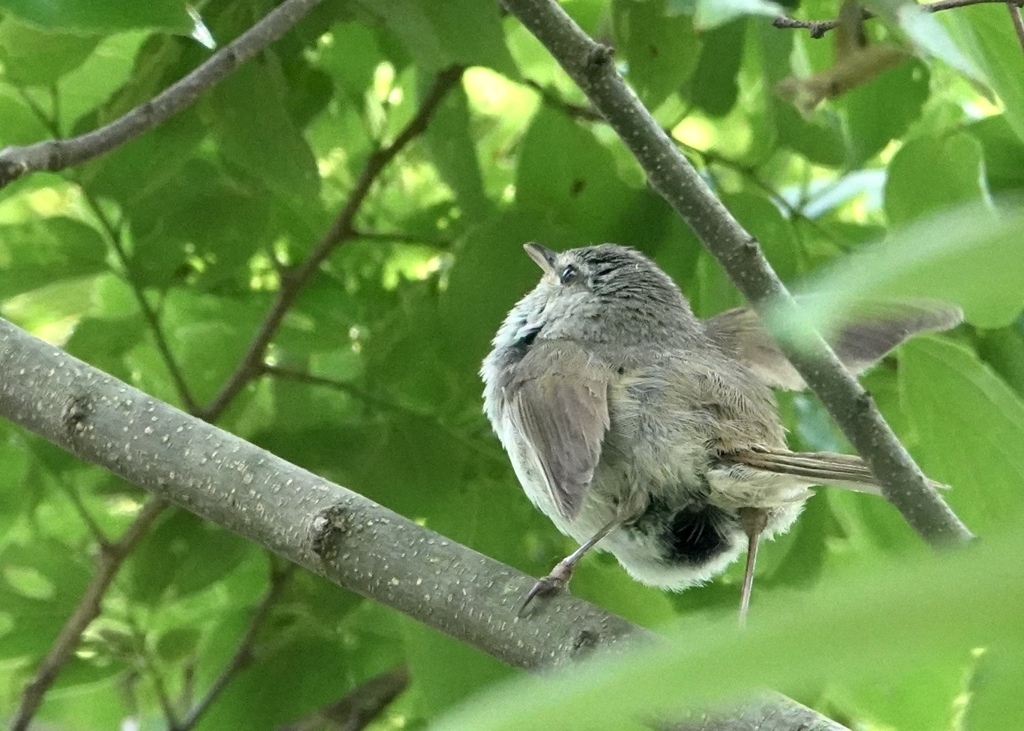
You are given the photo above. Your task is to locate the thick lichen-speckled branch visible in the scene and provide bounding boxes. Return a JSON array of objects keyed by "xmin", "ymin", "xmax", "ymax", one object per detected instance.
[
  {"xmin": 0, "ymin": 319, "xmax": 843, "ymax": 731},
  {"xmin": 499, "ymin": 0, "xmax": 973, "ymax": 549}
]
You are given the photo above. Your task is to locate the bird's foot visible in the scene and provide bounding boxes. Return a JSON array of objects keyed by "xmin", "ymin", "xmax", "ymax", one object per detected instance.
[{"xmin": 518, "ymin": 560, "xmax": 575, "ymax": 616}]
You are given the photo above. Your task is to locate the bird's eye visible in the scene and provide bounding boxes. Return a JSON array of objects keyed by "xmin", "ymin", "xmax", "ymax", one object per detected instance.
[{"xmin": 559, "ymin": 264, "xmax": 578, "ymax": 284}]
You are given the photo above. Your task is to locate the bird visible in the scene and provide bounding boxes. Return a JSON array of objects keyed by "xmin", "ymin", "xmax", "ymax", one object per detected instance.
[{"xmin": 481, "ymin": 242, "xmax": 959, "ymax": 621}]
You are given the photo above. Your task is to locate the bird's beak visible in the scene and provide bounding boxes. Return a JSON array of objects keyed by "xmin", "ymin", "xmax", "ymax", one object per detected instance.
[{"xmin": 523, "ymin": 242, "xmax": 558, "ymax": 275}]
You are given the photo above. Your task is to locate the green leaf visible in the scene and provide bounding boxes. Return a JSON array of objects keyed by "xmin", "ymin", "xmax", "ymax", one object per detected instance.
[
  {"xmin": 418, "ymin": 0, "xmax": 517, "ymax": 76},
  {"xmin": 859, "ymin": 0, "xmax": 980, "ymax": 80},
  {"xmin": 198, "ymin": 631, "xmax": 355, "ymax": 730},
  {"xmin": 689, "ymin": 19, "xmax": 746, "ymax": 117},
  {"xmin": 0, "ymin": 540, "xmax": 91, "ymax": 660},
  {"xmin": 776, "ymin": 105, "xmax": 849, "ymax": 168},
  {"xmin": 83, "ymin": 107, "xmax": 205, "ymax": 208},
  {"xmin": 356, "ymin": 0, "xmax": 516, "ymax": 75},
  {"xmin": 206, "ymin": 62, "xmax": 321, "ymax": 222},
  {"xmin": 613, "ymin": 0, "xmax": 702, "ymax": 109},
  {"xmin": 695, "ymin": 0, "xmax": 782, "ymax": 30},
  {"xmin": 55, "ymin": 31, "xmax": 154, "ymax": 135},
  {"xmin": 441, "ymin": 211, "xmax": 552, "ymax": 379},
  {"xmin": 0, "ymin": 217, "xmax": 107, "ymax": 299},
  {"xmin": 515, "ymin": 107, "xmax": 640, "ymax": 241},
  {"xmin": 162, "ymin": 290, "xmax": 267, "ymax": 404},
  {"xmin": 966, "ymin": 115, "xmax": 1024, "ymax": 194},
  {"xmin": 841, "ymin": 59, "xmax": 930, "ymax": 166},
  {"xmin": 63, "ymin": 316, "xmax": 146, "ymax": 382},
  {"xmin": 942, "ymin": 6, "xmax": 1024, "ymax": 144},
  {"xmin": 125, "ymin": 511, "xmax": 254, "ymax": 604},
  {"xmin": 0, "ymin": 0, "xmax": 193, "ymax": 34},
  {"xmin": 402, "ymin": 619, "xmax": 516, "ymax": 716},
  {"xmin": 0, "ymin": 17, "xmax": 98, "ymax": 85},
  {"xmin": 976, "ymin": 323, "xmax": 1024, "ymax": 399},
  {"xmin": 899, "ymin": 338, "xmax": 1024, "ymax": 533},
  {"xmin": 793, "ymin": 205, "xmax": 1024, "ymax": 330},
  {"xmin": 425, "ymin": 84, "xmax": 492, "ymax": 221},
  {"xmin": 884, "ymin": 132, "xmax": 986, "ymax": 226},
  {"xmin": 967, "ymin": 647, "xmax": 1024, "ymax": 729},
  {"xmin": 757, "ymin": 23, "xmax": 849, "ymax": 168},
  {"xmin": 722, "ymin": 191, "xmax": 801, "ymax": 281},
  {"xmin": 315, "ymin": 21, "xmax": 383, "ymax": 101},
  {"xmin": 0, "ymin": 429, "xmax": 30, "ymax": 541},
  {"xmin": 0, "ymin": 87, "xmax": 50, "ymax": 146},
  {"xmin": 830, "ymin": 663, "xmax": 967, "ymax": 730},
  {"xmin": 434, "ymin": 524, "xmax": 1024, "ymax": 731}
]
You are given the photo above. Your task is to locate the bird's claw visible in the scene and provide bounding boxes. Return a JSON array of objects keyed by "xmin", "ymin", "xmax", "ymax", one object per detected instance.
[{"xmin": 517, "ymin": 562, "xmax": 574, "ymax": 616}]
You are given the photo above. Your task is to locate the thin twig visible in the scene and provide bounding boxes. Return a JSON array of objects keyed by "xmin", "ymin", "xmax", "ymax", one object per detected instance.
[
  {"xmin": 500, "ymin": 0, "xmax": 972, "ymax": 542},
  {"xmin": 0, "ymin": 0, "xmax": 325, "ymax": 188},
  {"xmin": 1007, "ymin": 0, "xmax": 1024, "ymax": 52},
  {"xmin": 774, "ymin": 0, "xmax": 1022, "ymax": 37},
  {"xmin": 80, "ymin": 189, "xmax": 198, "ymax": 413},
  {"xmin": 10, "ymin": 498, "xmax": 166, "ymax": 731},
  {"xmin": 172, "ymin": 565, "xmax": 295, "ymax": 731},
  {"xmin": 126, "ymin": 613, "xmax": 181, "ymax": 728},
  {"xmin": 15, "ymin": 85, "xmax": 198, "ymax": 412},
  {"xmin": 59, "ymin": 483, "xmax": 111, "ymax": 548},
  {"xmin": 199, "ymin": 66, "xmax": 464, "ymax": 422},
  {"xmin": 524, "ymin": 79, "xmax": 605, "ymax": 121},
  {"xmin": 350, "ymin": 229, "xmax": 452, "ymax": 247},
  {"xmin": 262, "ymin": 364, "xmax": 506, "ymax": 464},
  {"xmin": 528, "ymin": 83, "xmax": 843, "ymax": 247},
  {"xmin": 279, "ymin": 666, "xmax": 410, "ymax": 731}
]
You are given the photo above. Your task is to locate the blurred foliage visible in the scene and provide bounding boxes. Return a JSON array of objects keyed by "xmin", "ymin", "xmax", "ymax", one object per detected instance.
[{"xmin": 0, "ymin": 0, "xmax": 1022, "ymax": 729}]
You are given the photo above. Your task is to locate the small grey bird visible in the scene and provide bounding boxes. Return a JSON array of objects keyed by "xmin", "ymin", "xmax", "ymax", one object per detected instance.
[{"xmin": 481, "ymin": 243, "xmax": 959, "ymax": 620}]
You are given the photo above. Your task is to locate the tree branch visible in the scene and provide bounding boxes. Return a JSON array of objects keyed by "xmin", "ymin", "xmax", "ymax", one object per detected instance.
[
  {"xmin": 0, "ymin": 0, "xmax": 325, "ymax": 189},
  {"xmin": 81, "ymin": 189, "xmax": 199, "ymax": 413},
  {"xmin": 173, "ymin": 565, "xmax": 295, "ymax": 731},
  {"xmin": 9, "ymin": 497, "xmax": 166, "ymax": 731},
  {"xmin": 279, "ymin": 666, "xmax": 410, "ymax": 731},
  {"xmin": 0, "ymin": 317, "xmax": 843, "ymax": 731},
  {"xmin": 198, "ymin": 66, "xmax": 464, "ymax": 422},
  {"xmin": 3, "ymin": 47, "xmax": 460, "ymax": 731},
  {"xmin": 1007, "ymin": 0, "xmax": 1024, "ymax": 52},
  {"xmin": 499, "ymin": 0, "xmax": 973, "ymax": 547},
  {"xmin": 773, "ymin": 0, "xmax": 1021, "ymax": 38},
  {"xmin": 261, "ymin": 364, "xmax": 506, "ymax": 464}
]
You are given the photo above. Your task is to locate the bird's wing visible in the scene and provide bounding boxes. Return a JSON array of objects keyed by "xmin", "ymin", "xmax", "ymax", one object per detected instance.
[
  {"xmin": 705, "ymin": 301, "xmax": 963, "ymax": 390},
  {"xmin": 507, "ymin": 341, "xmax": 610, "ymax": 520}
]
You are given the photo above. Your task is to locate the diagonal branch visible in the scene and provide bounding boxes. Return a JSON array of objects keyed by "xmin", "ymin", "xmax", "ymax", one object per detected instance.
[
  {"xmin": 0, "ymin": 317, "xmax": 843, "ymax": 731},
  {"xmin": 0, "ymin": 0, "xmax": 325, "ymax": 189},
  {"xmin": 261, "ymin": 364, "xmax": 506, "ymax": 464},
  {"xmin": 81, "ymin": 189, "xmax": 199, "ymax": 412},
  {"xmin": 9, "ymin": 497, "xmax": 166, "ymax": 731},
  {"xmin": 13, "ymin": 89, "xmax": 198, "ymax": 412},
  {"xmin": 1007, "ymin": 0, "xmax": 1024, "ymax": 52},
  {"xmin": 198, "ymin": 66, "xmax": 464, "ymax": 422},
  {"xmin": 499, "ymin": 0, "xmax": 972, "ymax": 548},
  {"xmin": 279, "ymin": 666, "xmax": 410, "ymax": 731},
  {"xmin": 172, "ymin": 565, "xmax": 295, "ymax": 731},
  {"xmin": 773, "ymin": 0, "xmax": 1022, "ymax": 38}
]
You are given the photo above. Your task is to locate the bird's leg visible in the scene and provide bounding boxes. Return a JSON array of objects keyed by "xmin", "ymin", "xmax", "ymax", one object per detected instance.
[
  {"xmin": 737, "ymin": 507, "xmax": 768, "ymax": 627},
  {"xmin": 519, "ymin": 517, "xmax": 620, "ymax": 614}
]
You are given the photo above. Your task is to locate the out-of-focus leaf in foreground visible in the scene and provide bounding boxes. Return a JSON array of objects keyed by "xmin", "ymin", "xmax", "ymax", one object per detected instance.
[{"xmin": 434, "ymin": 524, "xmax": 1023, "ymax": 731}]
